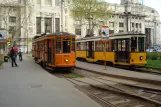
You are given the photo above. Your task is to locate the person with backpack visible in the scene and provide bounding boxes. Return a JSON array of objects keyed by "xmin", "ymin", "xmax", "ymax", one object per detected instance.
[{"xmin": 10, "ymin": 47, "xmax": 18, "ymax": 67}]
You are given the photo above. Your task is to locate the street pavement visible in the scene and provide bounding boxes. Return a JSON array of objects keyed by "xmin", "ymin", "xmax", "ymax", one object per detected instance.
[{"xmin": 0, "ymin": 55, "xmax": 101, "ymax": 107}]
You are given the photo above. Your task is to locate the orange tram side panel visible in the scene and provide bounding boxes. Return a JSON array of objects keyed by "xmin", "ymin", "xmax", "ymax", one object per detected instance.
[{"xmin": 32, "ymin": 32, "xmax": 76, "ymax": 70}]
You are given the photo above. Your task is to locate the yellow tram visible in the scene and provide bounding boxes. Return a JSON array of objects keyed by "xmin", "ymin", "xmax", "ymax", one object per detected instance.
[
  {"xmin": 32, "ymin": 32, "xmax": 76, "ymax": 70},
  {"xmin": 76, "ymin": 32, "xmax": 147, "ymax": 67}
]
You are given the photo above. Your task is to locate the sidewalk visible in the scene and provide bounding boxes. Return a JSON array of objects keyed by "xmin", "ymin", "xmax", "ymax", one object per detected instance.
[
  {"xmin": 0, "ymin": 56, "xmax": 101, "ymax": 107},
  {"xmin": 76, "ymin": 61, "xmax": 161, "ymax": 85}
]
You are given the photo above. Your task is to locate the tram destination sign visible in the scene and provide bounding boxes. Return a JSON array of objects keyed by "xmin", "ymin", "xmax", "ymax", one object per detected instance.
[{"xmin": 100, "ymin": 26, "xmax": 109, "ymax": 40}]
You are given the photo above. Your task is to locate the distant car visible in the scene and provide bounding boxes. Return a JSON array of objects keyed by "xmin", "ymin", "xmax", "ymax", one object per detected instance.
[
  {"xmin": 157, "ymin": 49, "xmax": 161, "ymax": 52},
  {"xmin": 146, "ymin": 49, "xmax": 154, "ymax": 52}
]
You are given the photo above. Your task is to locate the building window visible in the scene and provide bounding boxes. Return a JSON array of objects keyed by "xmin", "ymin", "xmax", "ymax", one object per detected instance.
[
  {"xmin": 55, "ymin": 18, "xmax": 60, "ymax": 32},
  {"xmin": 9, "ymin": 17, "xmax": 16, "ymax": 23},
  {"xmin": 109, "ymin": 30, "xmax": 114, "ymax": 34},
  {"xmin": 65, "ymin": 16, "xmax": 67, "ymax": 27},
  {"xmin": 55, "ymin": 0, "xmax": 59, "ymax": 6},
  {"xmin": 132, "ymin": 23, "xmax": 134, "ymax": 27},
  {"xmin": 111, "ymin": 15, "xmax": 114, "ymax": 18},
  {"xmin": 75, "ymin": 29, "xmax": 81, "ymax": 35},
  {"xmin": 109, "ymin": 22, "xmax": 114, "ymax": 27},
  {"xmin": 119, "ymin": 16, "xmax": 121, "ymax": 19},
  {"xmin": 36, "ymin": 17, "xmax": 41, "ymax": 34},
  {"xmin": 119, "ymin": 23, "xmax": 124, "ymax": 27},
  {"xmin": 9, "ymin": 26, "xmax": 16, "ymax": 34},
  {"xmin": 119, "ymin": 30, "xmax": 124, "ymax": 32},
  {"xmin": 87, "ymin": 29, "xmax": 93, "ymax": 34},
  {"xmin": 36, "ymin": 0, "xmax": 40, "ymax": 4},
  {"xmin": 139, "ymin": 23, "xmax": 141, "ymax": 28},
  {"xmin": 45, "ymin": 0, "xmax": 52, "ymax": 5},
  {"xmin": 45, "ymin": 18, "xmax": 52, "ymax": 33},
  {"xmin": 136, "ymin": 23, "xmax": 138, "ymax": 28}
]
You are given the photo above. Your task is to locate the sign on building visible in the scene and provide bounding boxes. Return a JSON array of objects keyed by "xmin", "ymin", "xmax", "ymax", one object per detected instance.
[
  {"xmin": 0, "ymin": 28, "xmax": 7, "ymax": 42},
  {"xmin": 100, "ymin": 26, "xmax": 109, "ymax": 40}
]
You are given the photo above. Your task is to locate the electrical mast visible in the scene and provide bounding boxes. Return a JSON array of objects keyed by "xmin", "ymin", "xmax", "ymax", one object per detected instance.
[{"xmin": 124, "ymin": 1, "xmax": 130, "ymax": 32}]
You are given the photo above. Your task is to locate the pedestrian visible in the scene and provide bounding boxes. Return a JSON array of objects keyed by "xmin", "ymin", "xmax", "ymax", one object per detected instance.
[
  {"xmin": 13, "ymin": 45, "xmax": 18, "ymax": 60},
  {"xmin": 7, "ymin": 47, "xmax": 11, "ymax": 62},
  {"xmin": 18, "ymin": 49, "xmax": 22, "ymax": 61},
  {"xmin": 10, "ymin": 47, "xmax": 18, "ymax": 67}
]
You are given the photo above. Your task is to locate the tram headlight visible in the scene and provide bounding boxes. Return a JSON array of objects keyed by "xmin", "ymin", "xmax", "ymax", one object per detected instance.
[
  {"xmin": 65, "ymin": 59, "xmax": 69, "ymax": 62},
  {"xmin": 140, "ymin": 56, "xmax": 143, "ymax": 60}
]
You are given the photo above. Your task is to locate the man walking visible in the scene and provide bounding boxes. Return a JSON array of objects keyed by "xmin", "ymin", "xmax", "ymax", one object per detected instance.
[{"xmin": 10, "ymin": 47, "xmax": 18, "ymax": 67}]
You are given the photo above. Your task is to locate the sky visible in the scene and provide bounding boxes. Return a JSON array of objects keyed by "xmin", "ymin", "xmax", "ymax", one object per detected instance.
[{"xmin": 105, "ymin": 0, "xmax": 161, "ymax": 20}]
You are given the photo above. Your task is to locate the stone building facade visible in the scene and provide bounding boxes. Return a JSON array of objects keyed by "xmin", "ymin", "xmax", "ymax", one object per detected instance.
[{"xmin": 0, "ymin": 0, "xmax": 160, "ymax": 52}]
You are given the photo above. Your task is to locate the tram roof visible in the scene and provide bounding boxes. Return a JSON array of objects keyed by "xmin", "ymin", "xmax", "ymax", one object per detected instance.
[
  {"xmin": 110, "ymin": 32, "xmax": 145, "ymax": 36},
  {"xmin": 45, "ymin": 32, "xmax": 76, "ymax": 36},
  {"xmin": 109, "ymin": 32, "xmax": 146, "ymax": 39},
  {"xmin": 34, "ymin": 32, "xmax": 76, "ymax": 41}
]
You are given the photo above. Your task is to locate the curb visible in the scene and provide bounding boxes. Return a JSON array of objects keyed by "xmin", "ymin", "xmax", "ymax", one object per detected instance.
[{"xmin": 75, "ymin": 66, "xmax": 161, "ymax": 86}]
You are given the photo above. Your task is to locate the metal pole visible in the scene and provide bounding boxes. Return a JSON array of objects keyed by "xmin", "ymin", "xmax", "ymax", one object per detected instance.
[
  {"xmin": 125, "ymin": 2, "xmax": 129, "ymax": 32},
  {"xmin": 104, "ymin": 42, "xmax": 107, "ymax": 70},
  {"xmin": 61, "ymin": 0, "xmax": 64, "ymax": 32},
  {"xmin": 27, "ymin": 29, "xmax": 28, "ymax": 54}
]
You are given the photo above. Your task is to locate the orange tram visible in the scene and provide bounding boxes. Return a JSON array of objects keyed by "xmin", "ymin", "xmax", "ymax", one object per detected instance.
[{"xmin": 32, "ymin": 32, "xmax": 76, "ymax": 70}]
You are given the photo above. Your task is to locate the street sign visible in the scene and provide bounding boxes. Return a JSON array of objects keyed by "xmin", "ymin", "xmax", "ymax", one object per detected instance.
[
  {"xmin": 0, "ymin": 29, "xmax": 7, "ymax": 42},
  {"xmin": 100, "ymin": 26, "xmax": 109, "ymax": 40}
]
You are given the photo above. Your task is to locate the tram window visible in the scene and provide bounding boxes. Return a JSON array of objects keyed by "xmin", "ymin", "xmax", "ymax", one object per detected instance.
[
  {"xmin": 56, "ymin": 41, "xmax": 61, "ymax": 53},
  {"xmin": 95, "ymin": 41, "xmax": 99, "ymax": 51},
  {"xmin": 76, "ymin": 42, "xmax": 81, "ymax": 50},
  {"xmin": 63, "ymin": 41, "xmax": 70, "ymax": 53},
  {"xmin": 95, "ymin": 41, "xmax": 103, "ymax": 51},
  {"xmin": 122, "ymin": 40, "xmax": 126, "ymax": 51},
  {"xmin": 114, "ymin": 40, "xmax": 118, "ymax": 51},
  {"xmin": 118, "ymin": 40, "xmax": 121, "ymax": 51},
  {"xmin": 106, "ymin": 42, "xmax": 109, "ymax": 51},
  {"xmin": 72, "ymin": 42, "xmax": 75, "ymax": 51},
  {"xmin": 72, "ymin": 38, "xmax": 75, "ymax": 51},
  {"xmin": 81, "ymin": 42, "xmax": 87, "ymax": 50},
  {"xmin": 131, "ymin": 37, "xmax": 137, "ymax": 52},
  {"xmin": 138, "ymin": 37, "xmax": 145, "ymax": 52},
  {"xmin": 110, "ymin": 40, "xmax": 114, "ymax": 52}
]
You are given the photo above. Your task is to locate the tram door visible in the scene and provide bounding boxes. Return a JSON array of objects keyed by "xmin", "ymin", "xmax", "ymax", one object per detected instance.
[
  {"xmin": 87, "ymin": 41, "xmax": 94, "ymax": 58},
  {"xmin": 115, "ymin": 39, "xmax": 129, "ymax": 62},
  {"xmin": 47, "ymin": 39, "xmax": 54, "ymax": 64}
]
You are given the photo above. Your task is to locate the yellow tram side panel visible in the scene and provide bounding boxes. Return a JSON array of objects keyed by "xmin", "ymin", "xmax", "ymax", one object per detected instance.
[
  {"xmin": 76, "ymin": 51, "xmax": 116, "ymax": 64},
  {"xmin": 76, "ymin": 51, "xmax": 87, "ymax": 59},
  {"xmin": 94, "ymin": 52, "xmax": 116, "ymax": 64},
  {"xmin": 130, "ymin": 52, "xmax": 147, "ymax": 66}
]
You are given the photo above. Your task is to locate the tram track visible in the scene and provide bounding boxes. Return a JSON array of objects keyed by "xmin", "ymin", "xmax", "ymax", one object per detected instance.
[
  {"xmin": 40, "ymin": 61, "xmax": 161, "ymax": 106},
  {"xmin": 66, "ymin": 77, "xmax": 161, "ymax": 107}
]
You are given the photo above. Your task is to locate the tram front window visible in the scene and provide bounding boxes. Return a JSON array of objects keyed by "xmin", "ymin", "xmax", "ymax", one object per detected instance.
[
  {"xmin": 56, "ymin": 38, "xmax": 61, "ymax": 53},
  {"xmin": 138, "ymin": 37, "xmax": 145, "ymax": 52},
  {"xmin": 63, "ymin": 40, "xmax": 70, "ymax": 53},
  {"xmin": 131, "ymin": 37, "xmax": 137, "ymax": 52}
]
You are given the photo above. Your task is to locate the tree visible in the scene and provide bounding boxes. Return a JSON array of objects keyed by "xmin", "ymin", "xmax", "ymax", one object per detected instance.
[
  {"xmin": 0, "ymin": 0, "xmax": 34, "ymax": 42},
  {"xmin": 68, "ymin": 0, "xmax": 111, "ymax": 36}
]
